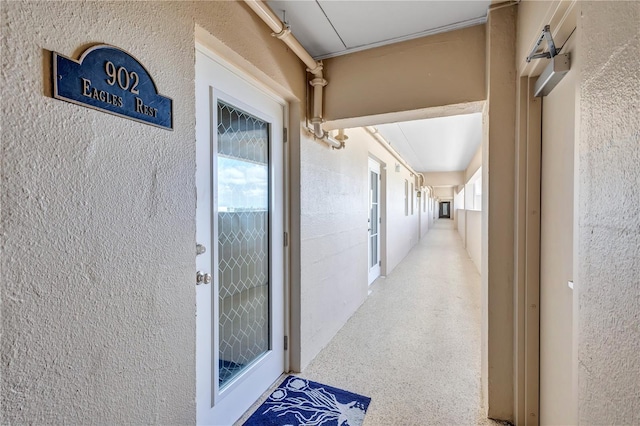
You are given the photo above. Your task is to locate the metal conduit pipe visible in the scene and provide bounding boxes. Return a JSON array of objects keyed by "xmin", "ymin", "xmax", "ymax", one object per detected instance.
[
  {"xmin": 309, "ymin": 75, "xmax": 327, "ymax": 138},
  {"xmin": 243, "ymin": 0, "xmax": 319, "ymax": 72},
  {"xmin": 364, "ymin": 126, "xmax": 419, "ymax": 176},
  {"xmin": 243, "ymin": 0, "xmax": 331, "ymax": 142}
]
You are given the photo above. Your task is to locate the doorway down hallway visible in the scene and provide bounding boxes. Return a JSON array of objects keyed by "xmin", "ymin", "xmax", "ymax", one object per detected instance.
[{"xmin": 238, "ymin": 219, "xmax": 497, "ymax": 425}]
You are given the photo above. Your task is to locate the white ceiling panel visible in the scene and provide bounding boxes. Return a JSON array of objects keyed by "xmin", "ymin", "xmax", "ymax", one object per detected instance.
[
  {"xmin": 318, "ymin": 1, "xmax": 489, "ymax": 52},
  {"xmin": 376, "ymin": 113, "xmax": 482, "ymax": 172},
  {"xmin": 266, "ymin": 0, "xmax": 346, "ymax": 58},
  {"xmin": 266, "ymin": 0, "xmax": 490, "ymax": 59}
]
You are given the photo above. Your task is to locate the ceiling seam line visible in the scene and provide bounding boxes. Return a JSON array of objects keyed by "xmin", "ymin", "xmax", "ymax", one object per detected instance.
[
  {"xmin": 397, "ymin": 125, "xmax": 423, "ymax": 171},
  {"xmin": 314, "ymin": 0, "xmax": 348, "ymax": 49},
  {"xmin": 312, "ymin": 15, "xmax": 487, "ymax": 60}
]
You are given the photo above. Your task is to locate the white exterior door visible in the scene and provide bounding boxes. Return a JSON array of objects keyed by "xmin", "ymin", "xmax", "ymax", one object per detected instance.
[
  {"xmin": 195, "ymin": 47, "xmax": 285, "ymax": 425},
  {"xmin": 368, "ymin": 158, "xmax": 381, "ymax": 284}
]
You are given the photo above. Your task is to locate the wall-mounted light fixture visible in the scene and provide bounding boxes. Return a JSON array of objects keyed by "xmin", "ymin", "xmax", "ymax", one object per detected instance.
[
  {"xmin": 395, "ymin": 163, "xmax": 400, "ymax": 172},
  {"xmin": 526, "ymin": 25, "xmax": 571, "ymax": 97}
]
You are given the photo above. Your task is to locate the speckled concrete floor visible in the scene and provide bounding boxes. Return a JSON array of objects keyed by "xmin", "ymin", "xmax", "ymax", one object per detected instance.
[{"xmin": 237, "ymin": 219, "xmax": 499, "ymax": 425}]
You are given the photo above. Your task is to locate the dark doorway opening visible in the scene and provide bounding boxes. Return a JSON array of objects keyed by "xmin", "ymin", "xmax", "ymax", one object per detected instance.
[{"xmin": 439, "ymin": 201, "xmax": 451, "ymax": 218}]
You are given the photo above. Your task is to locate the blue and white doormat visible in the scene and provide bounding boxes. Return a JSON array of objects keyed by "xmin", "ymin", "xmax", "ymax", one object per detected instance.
[{"xmin": 244, "ymin": 376, "xmax": 371, "ymax": 426}]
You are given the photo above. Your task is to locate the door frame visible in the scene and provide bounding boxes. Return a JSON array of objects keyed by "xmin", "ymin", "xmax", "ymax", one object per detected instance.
[
  {"xmin": 439, "ymin": 201, "xmax": 451, "ymax": 219},
  {"xmin": 195, "ymin": 36, "xmax": 291, "ymax": 425},
  {"xmin": 513, "ymin": 75, "xmax": 542, "ymax": 426},
  {"xmin": 513, "ymin": 4, "xmax": 579, "ymax": 423}
]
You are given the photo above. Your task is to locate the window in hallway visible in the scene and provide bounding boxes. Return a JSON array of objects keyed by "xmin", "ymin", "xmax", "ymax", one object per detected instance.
[
  {"xmin": 411, "ymin": 182, "xmax": 415, "ymax": 215},
  {"xmin": 465, "ymin": 167, "xmax": 482, "ymax": 211},
  {"xmin": 404, "ymin": 179, "xmax": 409, "ymax": 216}
]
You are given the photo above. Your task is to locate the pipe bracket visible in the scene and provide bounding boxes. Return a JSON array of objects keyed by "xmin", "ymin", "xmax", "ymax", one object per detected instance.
[
  {"xmin": 306, "ymin": 62, "xmax": 324, "ymax": 76},
  {"xmin": 331, "ymin": 141, "xmax": 346, "ymax": 150},
  {"xmin": 310, "ymin": 77, "xmax": 328, "ymax": 87},
  {"xmin": 271, "ymin": 25, "xmax": 292, "ymax": 40},
  {"xmin": 335, "ymin": 131, "xmax": 348, "ymax": 142}
]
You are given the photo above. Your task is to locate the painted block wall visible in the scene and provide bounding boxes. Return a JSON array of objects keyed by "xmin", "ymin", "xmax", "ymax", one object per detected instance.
[
  {"xmin": 465, "ymin": 211, "xmax": 482, "ymax": 274},
  {"xmin": 420, "ymin": 190, "xmax": 430, "ymax": 239},
  {"xmin": 577, "ymin": 2, "xmax": 640, "ymax": 423},
  {"xmin": 363, "ymin": 128, "xmax": 422, "ymax": 275},
  {"xmin": 381, "ymin": 166, "xmax": 419, "ymax": 273},
  {"xmin": 299, "ymin": 134, "xmax": 369, "ymax": 369},
  {"xmin": 298, "ymin": 127, "xmax": 422, "ymax": 368},
  {"xmin": 458, "ymin": 210, "xmax": 467, "ymax": 245},
  {"xmin": 1, "ymin": 1, "xmax": 308, "ymax": 422}
]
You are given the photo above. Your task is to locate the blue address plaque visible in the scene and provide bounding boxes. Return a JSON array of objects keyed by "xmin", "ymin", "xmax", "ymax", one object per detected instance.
[{"xmin": 53, "ymin": 45, "xmax": 173, "ymax": 130}]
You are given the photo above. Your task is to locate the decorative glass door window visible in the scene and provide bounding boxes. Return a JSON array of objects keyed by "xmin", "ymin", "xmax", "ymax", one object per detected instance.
[{"xmin": 217, "ymin": 101, "xmax": 270, "ymax": 389}]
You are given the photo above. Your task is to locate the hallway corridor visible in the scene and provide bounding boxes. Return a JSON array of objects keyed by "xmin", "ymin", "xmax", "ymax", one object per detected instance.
[{"xmin": 238, "ymin": 219, "xmax": 494, "ymax": 425}]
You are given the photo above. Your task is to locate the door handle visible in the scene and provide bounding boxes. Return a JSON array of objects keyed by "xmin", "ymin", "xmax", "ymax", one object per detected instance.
[{"xmin": 196, "ymin": 271, "xmax": 212, "ymax": 285}]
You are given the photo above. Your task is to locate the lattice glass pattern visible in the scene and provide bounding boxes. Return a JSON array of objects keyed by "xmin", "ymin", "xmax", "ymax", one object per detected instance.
[{"xmin": 217, "ymin": 101, "xmax": 270, "ymax": 389}]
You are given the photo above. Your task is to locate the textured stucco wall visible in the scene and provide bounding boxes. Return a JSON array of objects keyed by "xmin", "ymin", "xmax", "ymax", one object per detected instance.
[
  {"xmin": 1, "ymin": 3, "xmax": 196, "ymax": 423},
  {"xmin": 1, "ymin": 1, "xmax": 307, "ymax": 423},
  {"xmin": 577, "ymin": 2, "xmax": 640, "ymax": 423}
]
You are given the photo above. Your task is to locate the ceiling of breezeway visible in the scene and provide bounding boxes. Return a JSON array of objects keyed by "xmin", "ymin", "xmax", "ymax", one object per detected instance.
[
  {"xmin": 374, "ymin": 113, "xmax": 482, "ymax": 173},
  {"xmin": 265, "ymin": 0, "xmax": 491, "ymax": 59}
]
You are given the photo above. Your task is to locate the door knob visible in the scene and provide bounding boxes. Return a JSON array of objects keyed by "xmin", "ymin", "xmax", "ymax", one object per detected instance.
[{"xmin": 196, "ymin": 271, "xmax": 212, "ymax": 285}]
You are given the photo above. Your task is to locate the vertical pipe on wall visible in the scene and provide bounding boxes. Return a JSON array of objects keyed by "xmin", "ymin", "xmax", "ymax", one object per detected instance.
[
  {"xmin": 243, "ymin": 0, "xmax": 334, "ymax": 145},
  {"xmin": 309, "ymin": 74, "xmax": 328, "ymax": 138}
]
